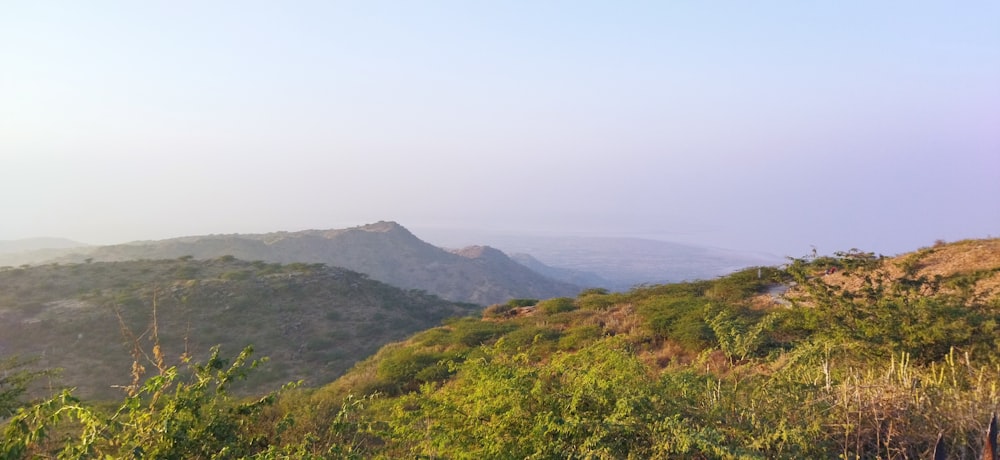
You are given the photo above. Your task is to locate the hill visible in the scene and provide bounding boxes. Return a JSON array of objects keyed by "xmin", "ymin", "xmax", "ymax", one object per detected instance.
[
  {"xmin": 24, "ymin": 222, "xmax": 582, "ymax": 305},
  {"xmin": 0, "ymin": 238, "xmax": 91, "ymax": 267},
  {"xmin": 414, "ymin": 228, "xmax": 785, "ymax": 290},
  {"xmin": 0, "ymin": 257, "xmax": 478, "ymax": 400},
  {"xmin": 9, "ymin": 238, "xmax": 1000, "ymax": 458},
  {"xmin": 509, "ymin": 252, "xmax": 614, "ymax": 288},
  {"xmin": 0, "ymin": 238, "xmax": 89, "ymax": 254},
  {"xmin": 785, "ymin": 238, "xmax": 1000, "ymax": 306},
  {"xmin": 286, "ymin": 238, "xmax": 1000, "ymax": 458}
]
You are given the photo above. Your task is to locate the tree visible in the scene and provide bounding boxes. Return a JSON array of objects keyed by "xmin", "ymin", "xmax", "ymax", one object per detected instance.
[
  {"xmin": 0, "ymin": 347, "xmax": 292, "ymax": 458},
  {"xmin": 0, "ymin": 355, "xmax": 48, "ymax": 418}
]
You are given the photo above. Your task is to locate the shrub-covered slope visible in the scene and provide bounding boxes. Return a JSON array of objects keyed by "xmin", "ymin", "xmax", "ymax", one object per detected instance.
[
  {"xmin": 5, "ymin": 238, "xmax": 1000, "ymax": 459},
  {"xmin": 291, "ymin": 238, "xmax": 1000, "ymax": 458},
  {"xmin": 0, "ymin": 257, "xmax": 477, "ymax": 401}
]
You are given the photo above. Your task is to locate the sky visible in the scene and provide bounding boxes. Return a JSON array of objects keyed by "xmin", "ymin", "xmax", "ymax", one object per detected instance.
[{"xmin": 1, "ymin": 1, "xmax": 998, "ymax": 257}]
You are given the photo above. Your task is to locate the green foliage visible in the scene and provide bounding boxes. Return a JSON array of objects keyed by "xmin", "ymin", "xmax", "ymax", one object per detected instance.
[
  {"xmin": 0, "ymin": 346, "xmax": 291, "ymax": 459},
  {"xmin": 707, "ymin": 307, "xmax": 779, "ymax": 363},
  {"xmin": 0, "ymin": 356, "xmax": 48, "ymax": 418},
  {"xmin": 506, "ymin": 298, "xmax": 538, "ymax": 308},
  {"xmin": 705, "ymin": 267, "xmax": 773, "ymax": 303},
  {"xmin": 221, "ymin": 269, "xmax": 253, "ymax": 280},
  {"xmin": 639, "ymin": 294, "xmax": 715, "ymax": 349},
  {"xmin": 779, "ymin": 265, "xmax": 1000, "ymax": 362},
  {"xmin": 173, "ymin": 264, "xmax": 200, "ymax": 279},
  {"xmin": 448, "ymin": 317, "xmax": 516, "ymax": 347},
  {"xmin": 575, "ymin": 288, "xmax": 622, "ymax": 311},
  {"xmin": 374, "ymin": 347, "xmax": 452, "ymax": 394},
  {"xmin": 536, "ymin": 296, "xmax": 577, "ymax": 314},
  {"xmin": 386, "ymin": 340, "xmax": 672, "ymax": 458},
  {"xmin": 558, "ymin": 324, "xmax": 603, "ymax": 351},
  {"xmin": 5, "ymin": 241, "xmax": 1000, "ymax": 458},
  {"xmin": 0, "ymin": 258, "xmax": 478, "ymax": 401},
  {"xmin": 495, "ymin": 326, "xmax": 562, "ymax": 356}
]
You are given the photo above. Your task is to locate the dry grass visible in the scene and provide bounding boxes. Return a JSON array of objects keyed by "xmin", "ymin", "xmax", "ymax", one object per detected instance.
[
  {"xmin": 597, "ymin": 303, "xmax": 643, "ymax": 336},
  {"xmin": 789, "ymin": 238, "xmax": 1000, "ymax": 305}
]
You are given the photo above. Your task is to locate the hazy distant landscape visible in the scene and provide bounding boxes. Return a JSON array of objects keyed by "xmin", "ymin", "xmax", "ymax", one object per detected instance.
[
  {"xmin": 0, "ymin": 222, "xmax": 783, "ymax": 300},
  {"xmin": 2, "ymin": 1, "xmax": 997, "ymax": 458},
  {"xmin": 416, "ymin": 227, "xmax": 785, "ymax": 290}
]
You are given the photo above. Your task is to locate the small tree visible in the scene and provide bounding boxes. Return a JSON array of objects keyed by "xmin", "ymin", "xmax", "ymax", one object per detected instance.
[
  {"xmin": 1, "ymin": 346, "xmax": 291, "ymax": 458},
  {"xmin": 0, "ymin": 355, "xmax": 48, "ymax": 418}
]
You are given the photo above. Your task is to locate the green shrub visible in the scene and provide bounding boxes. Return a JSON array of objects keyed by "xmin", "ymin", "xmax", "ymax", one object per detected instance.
[
  {"xmin": 558, "ymin": 324, "xmax": 603, "ymax": 350},
  {"xmin": 497, "ymin": 326, "xmax": 561, "ymax": 354},
  {"xmin": 173, "ymin": 265, "xmax": 200, "ymax": 280},
  {"xmin": 375, "ymin": 347, "xmax": 450, "ymax": 393},
  {"xmin": 450, "ymin": 318, "xmax": 515, "ymax": 347},
  {"xmin": 415, "ymin": 328, "xmax": 453, "ymax": 346},
  {"xmin": 0, "ymin": 346, "xmax": 288, "ymax": 459},
  {"xmin": 506, "ymin": 298, "xmax": 538, "ymax": 307},
  {"xmin": 221, "ymin": 270, "xmax": 252, "ymax": 280},
  {"xmin": 537, "ymin": 297, "xmax": 577, "ymax": 314},
  {"xmin": 576, "ymin": 290, "xmax": 621, "ymax": 311},
  {"xmin": 640, "ymin": 296, "xmax": 714, "ymax": 350},
  {"xmin": 0, "ymin": 355, "xmax": 48, "ymax": 417}
]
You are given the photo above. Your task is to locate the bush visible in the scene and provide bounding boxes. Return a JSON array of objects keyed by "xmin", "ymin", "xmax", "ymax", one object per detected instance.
[
  {"xmin": 576, "ymin": 289, "xmax": 620, "ymax": 311},
  {"xmin": 558, "ymin": 324, "xmax": 603, "ymax": 351},
  {"xmin": 482, "ymin": 303, "xmax": 513, "ymax": 318},
  {"xmin": 0, "ymin": 355, "xmax": 48, "ymax": 417},
  {"xmin": 537, "ymin": 297, "xmax": 577, "ymax": 314},
  {"xmin": 506, "ymin": 298, "xmax": 538, "ymax": 308},
  {"xmin": 0, "ymin": 346, "xmax": 287, "ymax": 459},
  {"xmin": 497, "ymin": 326, "xmax": 562, "ymax": 354},
  {"xmin": 221, "ymin": 270, "xmax": 252, "ymax": 280},
  {"xmin": 640, "ymin": 296, "xmax": 714, "ymax": 350},
  {"xmin": 375, "ymin": 347, "xmax": 450, "ymax": 393},
  {"xmin": 451, "ymin": 319, "xmax": 516, "ymax": 347}
]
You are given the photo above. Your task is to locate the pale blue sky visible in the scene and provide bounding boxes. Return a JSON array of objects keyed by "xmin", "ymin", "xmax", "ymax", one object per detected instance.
[{"xmin": 2, "ymin": 1, "xmax": 998, "ymax": 256}]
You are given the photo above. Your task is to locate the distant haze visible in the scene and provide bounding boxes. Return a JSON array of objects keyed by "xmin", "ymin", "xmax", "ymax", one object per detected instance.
[{"xmin": 2, "ymin": 2, "xmax": 997, "ymax": 257}]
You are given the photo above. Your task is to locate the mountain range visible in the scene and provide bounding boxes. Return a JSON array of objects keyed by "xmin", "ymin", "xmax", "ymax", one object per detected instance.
[
  {"xmin": 0, "ymin": 222, "xmax": 785, "ymax": 304},
  {"xmin": 6, "ymin": 234, "xmax": 998, "ymax": 457},
  {"xmin": 2, "ymin": 222, "xmax": 580, "ymax": 305},
  {"xmin": 413, "ymin": 228, "xmax": 785, "ymax": 290}
]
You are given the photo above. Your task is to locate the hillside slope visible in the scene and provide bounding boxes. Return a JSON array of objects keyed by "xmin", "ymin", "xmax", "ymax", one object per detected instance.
[
  {"xmin": 785, "ymin": 238, "xmax": 1000, "ymax": 305},
  {"xmin": 292, "ymin": 238, "xmax": 1000, "ymax": 458},
  {"xmin": 37, "ymin": 222, "xmax": 581, "ymax": 305},
  {"xmin": 0, "ymin": 257, "xmax": 478, "ymax": 400},
  {"xmin": 509, "ymin": 252, "xmax": 614, "ymax": 288},
  {"xmin": 7, "ymin": 238, "xmax": 1000, "ymax": 458}
]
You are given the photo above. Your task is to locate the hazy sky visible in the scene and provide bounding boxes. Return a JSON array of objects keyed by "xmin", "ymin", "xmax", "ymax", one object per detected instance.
[{"xmin": 2, "ymin": 1, "xmax": 998, "ymax": 257}]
